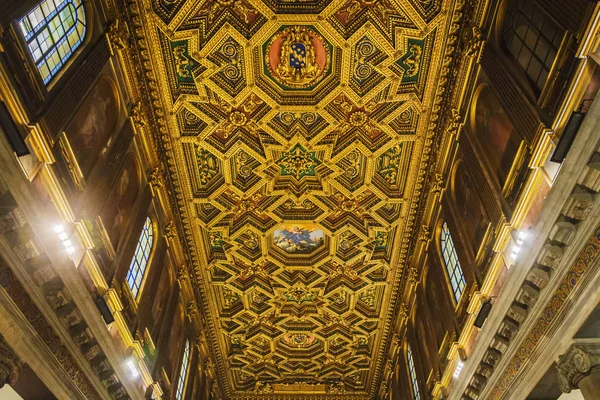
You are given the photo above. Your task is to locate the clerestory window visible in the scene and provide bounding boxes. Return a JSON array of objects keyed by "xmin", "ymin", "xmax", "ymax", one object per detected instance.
[
  {"xmin": 126, "ymin": 217, "xmax": 154, "ymax": 299},
  {"xmin": 440, "ymin": 221, "xmax": 466, "ymax": 303},
  {"xmin": 19, "ymin": 0, "xmax": 87, "ymax": 85}
]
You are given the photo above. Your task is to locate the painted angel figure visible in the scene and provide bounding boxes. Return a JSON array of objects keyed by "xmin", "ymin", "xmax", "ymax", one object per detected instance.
[{"xmin": 275, "ymin": 226, "xmax": 323, "ymax": 253}]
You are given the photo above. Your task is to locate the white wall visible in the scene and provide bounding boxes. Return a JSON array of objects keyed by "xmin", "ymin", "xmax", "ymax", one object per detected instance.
[
  {"xmin": 0, "ymin": 386, "xmax": 23, "ymax": 400},
  {"xmin": 559, "ymin": 390, "xmax": 585, "ymax": 400}
]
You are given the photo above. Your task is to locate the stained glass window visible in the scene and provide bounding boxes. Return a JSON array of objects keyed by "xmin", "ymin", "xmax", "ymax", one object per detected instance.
[
  {"xmin": 407, "ymin": 345, "xmax": 421, "ymax": 400},
  {"xmin": 126, "ymin": 217, "xmax": 154, "ymax": 299},
  {"xmin": 503, "ymin": 0, "xmax": 564, "ymax": 92},
  {"xmin": 19, "ymin": 0, "xmax": 87, "ymax": 85},
  {"xmin": 176, "ymin": 340, "xmax": 190, "ymax": 400},
  {"xmin": 440, "ymin": 222, "xmax": 466, "ymax": 303}
]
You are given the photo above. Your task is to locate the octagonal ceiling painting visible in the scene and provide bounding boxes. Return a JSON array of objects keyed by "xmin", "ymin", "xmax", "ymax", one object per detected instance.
[{"xmin": 128, "ymin": 0, "xmax": 480, "ymax": 397}]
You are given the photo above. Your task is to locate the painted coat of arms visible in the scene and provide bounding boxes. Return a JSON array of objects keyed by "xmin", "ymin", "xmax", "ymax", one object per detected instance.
[{"xmin": 265, "ymin": 26, "xmax": 330, "ymax": 89}]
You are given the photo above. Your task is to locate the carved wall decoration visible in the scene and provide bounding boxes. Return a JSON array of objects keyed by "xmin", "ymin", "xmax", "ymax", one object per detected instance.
[{"xmin": 458, "ymin": 142, "xmax": 600, "ymax": 399}]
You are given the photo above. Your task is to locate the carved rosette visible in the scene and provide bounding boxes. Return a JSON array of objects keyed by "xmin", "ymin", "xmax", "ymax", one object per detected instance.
[
  {"xmin": 556, "ymin": 342, "xmax": 600, "ymax": 393},
  {"xmin": 0, "ymin": 336, "xmax": 23, "ymax": 388}
]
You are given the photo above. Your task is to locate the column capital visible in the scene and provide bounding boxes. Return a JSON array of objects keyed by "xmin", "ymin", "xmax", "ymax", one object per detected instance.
[
  {"xmin": 557, "ymin": 340, "xmax": 600, "ymax": 393},
  {"xmin": 0, "ymin": 335, "xmax": 23, "ymax": 388}
]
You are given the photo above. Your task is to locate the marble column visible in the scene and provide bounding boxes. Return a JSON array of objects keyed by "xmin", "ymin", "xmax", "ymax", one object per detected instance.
[
  {"xmin": 0, "ymin": 335, "xmax": 23, "ymax": 388},
  {"xmin": 557, "ymin": 341, "xmax": 600, "ymax": 400}
]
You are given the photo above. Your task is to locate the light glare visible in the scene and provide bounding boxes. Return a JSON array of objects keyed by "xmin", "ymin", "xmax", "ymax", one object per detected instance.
[
  {"xmin": 454, "ymin": 361, "xmax": 464, "ymax": 378},
  {"xmin": 127, "ymin": 359, "xmax": 139, "ymax": 378}
]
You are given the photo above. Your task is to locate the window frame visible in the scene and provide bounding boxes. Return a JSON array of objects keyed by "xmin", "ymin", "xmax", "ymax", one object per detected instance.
[
  {"xmin": 439, "ymin": 221, "xmax": 467, "ymax": 304},
  {"xmin": 18, "ymin": 0, "xmax": 88, "ymax": 86},
  {"xmin": 407, "ymin": 344, "xmax": 421, "ymax": 400},
  {"xmin": 125, "ymin": 216, "xmax": 155, "ymax": 301},
  {"xmin": 499, "ymin": 0, "xmax": 568, "ymax": 100},
  {"xmin": 175, "ymin": 339, "xmax": 191, "ymax": 400}
]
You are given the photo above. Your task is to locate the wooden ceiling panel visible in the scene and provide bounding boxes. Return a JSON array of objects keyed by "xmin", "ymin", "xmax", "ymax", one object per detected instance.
[{"xmin": 123, "ymin": 0, "xmax": 482, "ymax": 397}]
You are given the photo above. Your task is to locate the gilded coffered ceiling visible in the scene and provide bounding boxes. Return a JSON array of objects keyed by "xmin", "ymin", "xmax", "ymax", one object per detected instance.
[{"xmin": 121, "ymin": 0, "xmax": 482, "ymax": 397}]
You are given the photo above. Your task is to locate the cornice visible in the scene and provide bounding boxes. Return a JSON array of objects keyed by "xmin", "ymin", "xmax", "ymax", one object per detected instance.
[{"xmin": 0, "ymin": 257, "xmax": 104, "ymax": 399}]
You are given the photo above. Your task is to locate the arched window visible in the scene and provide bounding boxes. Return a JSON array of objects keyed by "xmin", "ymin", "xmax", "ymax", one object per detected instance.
[
  {"xmin": 502, "ymin": 0, "xmax": 564, "ymax": 93},
  {"xmin": 18, "ymin": 0, "xmax": 87, "ymax": 85},
  {"xmin": 407, "ymin": 345, "xmax": 421, "ymax": 400},
  {"xmin": 126, "ymin": 217, "xmax": 154, "ymax": 299},
  {"xmin": 175, "ymin": 339, "xmax": 190, "ymax": 400},
  {"xmin": 440, "ymin": 222, "xmax": 466, "ymax": 303}
]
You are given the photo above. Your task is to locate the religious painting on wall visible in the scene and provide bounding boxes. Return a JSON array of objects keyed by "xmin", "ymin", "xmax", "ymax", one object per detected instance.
[
  {"xmin": 273, "ymin": 224, "xmax": 324, "ymax": 254},
  {"xmin": 99, "ymin": 153, "xmax": 140, "ymax": 252},
  {"xmin": 167, "ymin": 303, "xmax": 184, "ymax": 379},
  {"xmin": 416, "ymin": 311, "xmax": 434, "ymax": 369},
  {"xmin": 452, "ymin": 160, "xmax": 490, "ymax": 255},
  {"xmin": 424, "ymin": 266, "xmax": 446, "ymax": 349},
  {"xmin": 151, "ymin": 262, "xmax": 172, "ymax": 338},
  {"xmin": 471, "ymin": 84, "xmax": 522, "ymax": 188},
  {"xmin": 64, "ymin": 75, "xmax": 119, "ymax": 178}
]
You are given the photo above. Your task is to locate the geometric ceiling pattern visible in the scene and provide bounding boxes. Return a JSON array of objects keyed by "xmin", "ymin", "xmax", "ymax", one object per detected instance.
[{"xmin": 138, "ymin": 0, "xmax": 469, "ymax": 397}]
